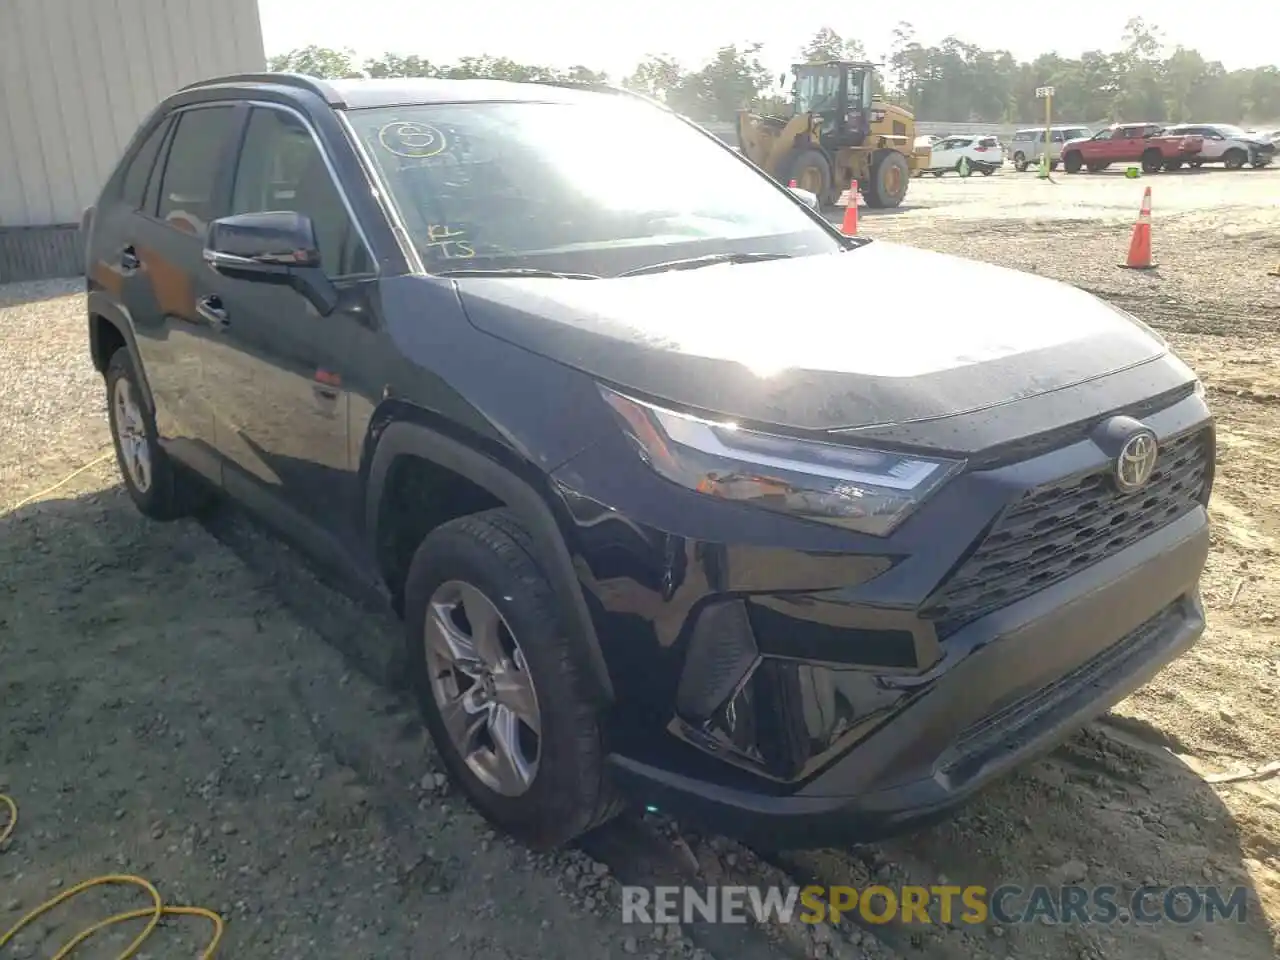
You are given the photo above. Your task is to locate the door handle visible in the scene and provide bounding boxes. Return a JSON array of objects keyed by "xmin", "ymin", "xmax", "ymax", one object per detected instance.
[
  {"xmin": 120, "ymin": 246, "xmax": 141, "ymax": 272},
  {"xmin": 196, "ymin": 294, "xmax": 230, "ymax": 328}
]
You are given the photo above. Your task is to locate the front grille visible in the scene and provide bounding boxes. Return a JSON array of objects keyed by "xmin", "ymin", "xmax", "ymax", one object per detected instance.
[{"xmin": 923, "ymin": 427, "xmax": 1211, "ymax": 638}]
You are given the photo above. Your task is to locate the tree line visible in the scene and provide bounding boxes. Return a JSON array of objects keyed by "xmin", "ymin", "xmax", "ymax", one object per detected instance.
[{"xmin": 268, "ymin": 19, "xmax": 1280, "ymax": 126}]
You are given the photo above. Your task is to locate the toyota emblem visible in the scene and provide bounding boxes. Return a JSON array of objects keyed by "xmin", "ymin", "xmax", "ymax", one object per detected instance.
[{"xmin": 1115, "ymin": 431, "xmax": 1159, "ymax": 493}]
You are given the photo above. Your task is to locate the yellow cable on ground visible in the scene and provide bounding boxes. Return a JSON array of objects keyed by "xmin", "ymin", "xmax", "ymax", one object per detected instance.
[
  {"xmin": 2, "ymin": 450, "xmax": 114, "ymax": 515},
  {"xmin": 0, "ymin": 794, "xmax": 225, "ymax": 958}
]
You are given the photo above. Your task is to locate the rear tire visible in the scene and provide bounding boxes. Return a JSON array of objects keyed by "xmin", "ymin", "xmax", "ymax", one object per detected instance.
[
  {"xmin": 1141, "ymin": 149, "xmax": 1164, "ymax": 173},
  {"xmin": 403, "ymin": 508, "xmax": 622, "ymax": 849},
  {"xmin": 105, "ymin": 349, "xmax": 207, "ymax": 521},
  {"xmin": 1063, "ymin": 151, "xmax": 1083, "ymax": 173},
  {"xmin": 1223, "ymin": 148, "xmax": 1247, "ymax": 170},
  {"xmin": 864, "ymin": 151, "xmax": 910, "ymax": 207}
]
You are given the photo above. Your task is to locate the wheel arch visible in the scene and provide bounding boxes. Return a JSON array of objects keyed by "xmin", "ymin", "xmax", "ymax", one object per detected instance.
[
  {"xmin": 363, "ymin": 414, "xmax": 616, "ymax": 706},
  {"xmin": 87, "ymin": 292, "xmax": 156, "ymax": 414}
]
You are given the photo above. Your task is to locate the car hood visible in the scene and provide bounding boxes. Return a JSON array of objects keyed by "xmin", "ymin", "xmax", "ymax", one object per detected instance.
[{"xmin": 453, "ymin": 242, "xmax": 1169, "ymax": 433}]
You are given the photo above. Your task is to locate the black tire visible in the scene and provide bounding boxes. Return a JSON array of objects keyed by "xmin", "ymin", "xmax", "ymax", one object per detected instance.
[
  {"xmin": 1013, "ymin": 152, "xmax": 1027, "ymax": 172},
  {"xmin": 864, "ymin": 150, "xmax": 910, "ymax": 207},
  {"xmin": 1163, "ymin": 159, "xmax": 1182, "ymax": 171},
  {"xmin": 403, "ymin": 508, "xmax": 622, "ymax": 849},
  {"xmin": 1141, "ymin": 149, "xmax": 1164, "ymax": 173},
  {"xmin": 105, "ymin": 348, "xmax": 205, "ymax": 521},
  {"xmin": 1223, "ymin": 148, "xmax": 1247, "ymax": 170},
  {"xmin": 783, "ymin": 149, "xmax": 833, "ymax": 204},
  {"xmin": 1063, "ymin": 151, "xmax": 1083, "ymax": 173}
]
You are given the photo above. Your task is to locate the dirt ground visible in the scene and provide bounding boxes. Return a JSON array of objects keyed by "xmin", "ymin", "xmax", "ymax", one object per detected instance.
[{"xmin": 3, "ymin": 163, "xmax": 1279, "ymax": 959}]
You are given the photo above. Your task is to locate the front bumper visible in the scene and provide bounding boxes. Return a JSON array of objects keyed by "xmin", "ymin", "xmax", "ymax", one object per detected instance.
[{"xmin": 606, "ymin": 507, "xmax": 1208, "ymax": 848}]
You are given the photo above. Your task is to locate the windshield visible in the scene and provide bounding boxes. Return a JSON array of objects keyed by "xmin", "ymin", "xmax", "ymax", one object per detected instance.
[
  {"xmin": 794, "ymin": 66, "xmax": 842, "ymax": 115},
  {"xmin": 349, "ymin": 99, "xmax": 842, "ymax": 277}
]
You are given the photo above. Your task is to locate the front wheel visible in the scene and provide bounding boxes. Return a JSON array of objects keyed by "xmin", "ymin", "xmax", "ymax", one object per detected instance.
[
  {"xmin": 403, "ymin": 508, "xmax": 621, "ymax": 849},
  {"xmin": 784, "ymin": 148, "xmax": 834, "ymax": 204},
  {"xmin": 1063, "ymin": 151, "xmax": 1083, "ymax": 173}
]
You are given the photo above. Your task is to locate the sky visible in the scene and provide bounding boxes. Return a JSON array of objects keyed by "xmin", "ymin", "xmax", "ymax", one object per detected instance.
[{"xmin": 257, "ymin": 0, "xmax": 1277, "ymax": 78}]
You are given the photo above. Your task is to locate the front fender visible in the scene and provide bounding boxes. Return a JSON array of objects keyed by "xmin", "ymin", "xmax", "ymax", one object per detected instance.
[{"xmin": 363, "ymin": 418, "xmax": 616, "ymax": 705}]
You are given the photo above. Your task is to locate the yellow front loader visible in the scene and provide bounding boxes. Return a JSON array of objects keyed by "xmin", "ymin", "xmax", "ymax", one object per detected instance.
[{"xmin": 737, "ymin": 61, "xmax": 929, "ymax": 208}]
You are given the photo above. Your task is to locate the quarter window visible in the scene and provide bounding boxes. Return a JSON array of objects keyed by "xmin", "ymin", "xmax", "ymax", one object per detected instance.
[
  {"xmin": 120, "ymin": 118, "xmax": 171, "ymax": 210},
  {"xmin": 157, "ymin": 106, "xmax": 237, "ymax": 236},
  {"xmin": 230, "ymin": 107, "xmax": 372, "ymax": 278}
]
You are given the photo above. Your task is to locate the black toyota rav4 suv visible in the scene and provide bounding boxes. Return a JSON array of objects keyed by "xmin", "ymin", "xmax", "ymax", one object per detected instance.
[{"xmin": 84, "ymin": 73, "xmax": 1214, "ymax": 850}]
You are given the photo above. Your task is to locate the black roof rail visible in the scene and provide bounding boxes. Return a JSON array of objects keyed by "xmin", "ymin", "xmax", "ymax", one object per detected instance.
[{"xmin": 179, "ymin": 72, "xmax": 347, "ymax": 107}]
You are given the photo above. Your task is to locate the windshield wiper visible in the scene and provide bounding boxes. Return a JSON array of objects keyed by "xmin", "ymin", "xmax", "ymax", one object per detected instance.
[
  {"xmin": 618, "ymin": 252, "xmax": 793, "ymax": 277},
  {"xmin": 433, "ymin": 267, "xmax": 601, "ymax": 279}
]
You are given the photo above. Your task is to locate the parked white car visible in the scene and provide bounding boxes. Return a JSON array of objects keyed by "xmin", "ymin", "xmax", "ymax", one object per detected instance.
[
  {"xmin": 1165, "ymin": 123, "xmax": 1276, "ymax": 169},
  {"xmin": 1008, "ymin": 125, "xmax": 1092, "ymax": 171},
  {"xmin": 924, "ymin": 135, "xmax": 1004, "ymax": 176}
]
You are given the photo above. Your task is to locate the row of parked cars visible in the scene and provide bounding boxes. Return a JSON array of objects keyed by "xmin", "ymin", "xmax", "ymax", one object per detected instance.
[{"xmin": 915, "ymin": 123, "xmax": 1277, "ymax": 176}]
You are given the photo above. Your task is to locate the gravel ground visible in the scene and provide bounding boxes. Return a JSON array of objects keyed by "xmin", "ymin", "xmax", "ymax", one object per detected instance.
[{"xmin": 3, "ymin": 165, "xmax": 1280, "ymax": 960}]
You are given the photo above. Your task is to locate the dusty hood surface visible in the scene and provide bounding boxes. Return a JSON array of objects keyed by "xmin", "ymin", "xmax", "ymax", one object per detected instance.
[{"xmin": 453, "ymin": 241, "xmax": 1169, "ymax": 432}]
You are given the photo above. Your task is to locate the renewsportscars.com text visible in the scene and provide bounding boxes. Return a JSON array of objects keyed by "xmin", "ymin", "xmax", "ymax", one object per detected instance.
[{"xmin": 621, "ymin": 884, "xmax": 1249, "ymax": 926}]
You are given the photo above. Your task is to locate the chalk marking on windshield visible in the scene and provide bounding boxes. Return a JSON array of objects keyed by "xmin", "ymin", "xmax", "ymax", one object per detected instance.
[
  {"xmin": 424, "ymin": 223, "xmax": 475, "ymax": 259},
  {"xmin": 378, "ymin": 121, "xmax": 448, "ymax": 159}
]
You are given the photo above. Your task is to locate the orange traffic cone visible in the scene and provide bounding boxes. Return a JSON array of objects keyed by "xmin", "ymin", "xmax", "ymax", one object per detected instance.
[
  {"xmin": 840, "ymin": 179, "xmax": 859, "ymax": 236},
  {"xmin": 1121, "ymin": 186, "xmax": 1155, "ymax": 269}
]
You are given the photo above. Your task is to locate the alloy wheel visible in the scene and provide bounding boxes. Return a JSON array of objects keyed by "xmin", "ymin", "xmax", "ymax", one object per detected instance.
[
  {"xmin": 424, "ymin": 580, "xmax": 542, "ymax": 796},
  {"xmin": 112, "ymin": 376, "xmax": 152, "ymax": 493}
]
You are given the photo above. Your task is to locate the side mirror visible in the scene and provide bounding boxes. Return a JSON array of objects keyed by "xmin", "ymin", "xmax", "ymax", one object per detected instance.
[
  {"xmin": 788, "ymin": 186, "xmax": 820, "ymax": 210},
  {"xmin": 204, "ymin": 211, "xmax": 338, "ymax": 316}
]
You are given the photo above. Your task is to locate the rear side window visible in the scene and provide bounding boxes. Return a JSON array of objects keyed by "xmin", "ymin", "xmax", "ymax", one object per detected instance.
[
  {"xmin": 120, "ymin": 118, "xmax": 171, "ymax": 209},
  {"xmin": 230, "ymin": 107, "xmax": 373, "ymax": 278},
  {"xmin": 157, "ymin": 106, "xmax": 237, "ymax": 236},
  {"xmin": 1013, "ymin": 131, "xmax": 1032, "ymax": 141}
]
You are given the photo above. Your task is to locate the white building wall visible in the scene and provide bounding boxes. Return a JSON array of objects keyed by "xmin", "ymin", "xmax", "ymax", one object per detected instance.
[{"xmin": 0, "ymin": 0, "xmax": 266, "ymax": 228}]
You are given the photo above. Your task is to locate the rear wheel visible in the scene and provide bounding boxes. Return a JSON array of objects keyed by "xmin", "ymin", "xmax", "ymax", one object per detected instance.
[
  {"xmin": 105, "ymin": 349, "xmax": 207, "ymax": 521},
  {"xmin": 864, "ymin": 151, "xmax": 910, "ymax": 208},
  {"xmin": 1063, "ymin": 151, "xmax": 1083, "ymax": 173},
  {"xmin": 1141, "ymin": 149, "xmax": 1164, "ymax": 173},
  {"xmin": 784, "ymin": 149, "xmax": 833, "ymax": 204},
  {"xmin": 1223, "ymin": 148, "xmax": 1248, "ymax": 170}
]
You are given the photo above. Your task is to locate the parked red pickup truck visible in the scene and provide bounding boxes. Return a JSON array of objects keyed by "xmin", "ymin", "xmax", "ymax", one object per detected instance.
[{"xmin": 1061, "ymin": 123, "xmax": 1205, "ymax": 174}]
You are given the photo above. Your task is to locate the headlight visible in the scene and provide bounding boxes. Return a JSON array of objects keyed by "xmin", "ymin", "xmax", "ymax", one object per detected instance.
[{"xmin": 600, "ymin": 386, "xmax": 964, "ymax": 536}]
